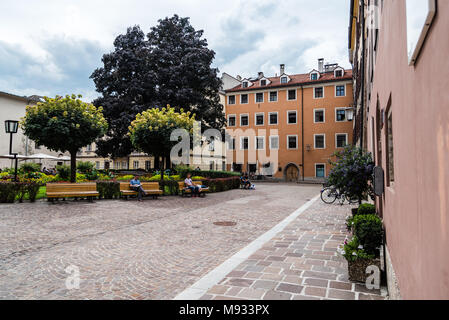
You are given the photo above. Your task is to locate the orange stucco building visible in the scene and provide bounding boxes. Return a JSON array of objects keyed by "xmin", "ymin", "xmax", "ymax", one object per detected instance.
[{"xmin": 224, "ymin": 60, "xmax": 354, "ymax": 181}]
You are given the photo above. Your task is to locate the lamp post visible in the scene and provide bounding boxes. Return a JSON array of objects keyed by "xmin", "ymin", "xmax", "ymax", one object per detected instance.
[{"xmin": 5, "ymin": 120, "xmax": 19, "ymax": 182}]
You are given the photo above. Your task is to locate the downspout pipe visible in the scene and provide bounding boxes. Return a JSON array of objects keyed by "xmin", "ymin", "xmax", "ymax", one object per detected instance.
[
  {"xmin": 360, "ymin": 0, "xmax": 365, "ymax": 149},
  {"xmin": 301, "ymin": 85, "xmax": 305, "ymax": 181}
]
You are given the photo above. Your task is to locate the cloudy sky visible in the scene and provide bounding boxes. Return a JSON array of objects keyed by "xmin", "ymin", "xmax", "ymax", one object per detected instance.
[{"xmin": 0, "ymin": 0, "xmax": 351, "ymax": 102}]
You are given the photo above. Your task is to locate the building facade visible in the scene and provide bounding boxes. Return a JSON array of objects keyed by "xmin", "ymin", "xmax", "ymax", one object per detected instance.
[
  {"xmin": 224, "ymin": 61, "xmax": 354, "ymax": 181},
  {"xmin": 349, "ymin": 0, "xmax": 449, "ymax": 299},
  {"xmin": 0, "ymin": 91, "xmax": 67, "ymax": 169}
]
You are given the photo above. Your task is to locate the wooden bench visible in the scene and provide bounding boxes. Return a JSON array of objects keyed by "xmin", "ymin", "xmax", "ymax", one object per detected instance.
[
  {"xmin": 46, "ymin": 183, "xmax": 99, "ymax": 202},
  {"xmin": 178, "ymin": 181, "xmax": 209, "ymax": 197},
  {"xmin": 120, "ymin": 182, "xmax": 163, "ymax": 199}
]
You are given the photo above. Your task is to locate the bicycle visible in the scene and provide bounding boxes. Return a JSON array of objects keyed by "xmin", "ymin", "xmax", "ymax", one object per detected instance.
[{"xmin": 320, "ymin": 186, "xmax": 359, "ymax": 205}]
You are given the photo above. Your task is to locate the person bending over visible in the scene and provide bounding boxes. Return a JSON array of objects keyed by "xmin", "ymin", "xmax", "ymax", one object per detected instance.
[{"xmin": 130, "ymin": 175, "xmax": 146, "ymax": 201}]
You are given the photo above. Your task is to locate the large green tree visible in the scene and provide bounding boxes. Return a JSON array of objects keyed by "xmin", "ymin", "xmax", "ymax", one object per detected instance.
[
  {"xmin": 90, "ymin": 15, "xmax": 224, "ymax": 162},
  {"xmin": 21, "ymin": 95, "xmax": 108, "ymax": 182}
]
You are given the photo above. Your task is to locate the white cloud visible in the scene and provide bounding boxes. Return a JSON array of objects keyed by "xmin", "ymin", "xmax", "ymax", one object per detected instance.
[{"xmin": 0, "ymin": 0, "xmax": 351, "ymax": 100}]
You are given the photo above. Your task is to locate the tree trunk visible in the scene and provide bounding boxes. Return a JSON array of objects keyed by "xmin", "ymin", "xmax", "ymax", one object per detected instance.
[{"xmin": 70, "ymin": 151, "xmax": 77, "ymax": 183}]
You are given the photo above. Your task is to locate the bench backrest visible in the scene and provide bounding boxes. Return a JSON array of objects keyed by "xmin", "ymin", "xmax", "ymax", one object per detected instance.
[
  {"xmin": 120, "ymin": 182, "xmax": 160, "ymax": 191},
  {"xmin": 46, "ymin": 183, "xmax": 97, "ymax": 193}
]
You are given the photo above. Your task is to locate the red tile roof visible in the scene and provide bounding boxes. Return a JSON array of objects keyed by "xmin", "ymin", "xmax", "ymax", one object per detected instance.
[{"xmin": 226, "ymin": 69, "xmax": 353, "ymax": 93}]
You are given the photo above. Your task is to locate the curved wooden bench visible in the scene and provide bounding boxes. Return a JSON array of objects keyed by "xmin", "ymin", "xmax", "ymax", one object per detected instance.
[
  {"xmin": 178, "ymin": 181, "xmax": 209, "ymax": 197},
  {"xmin": 120, "ymin": 182, "xmax": 163, "ymax": 199},
  {"xmin": 46, "ymin": 183, "xmax": 99, "ymax": 202}
]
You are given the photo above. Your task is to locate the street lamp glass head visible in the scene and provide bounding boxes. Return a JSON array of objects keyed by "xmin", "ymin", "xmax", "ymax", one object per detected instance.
[{"xmin": 5, "ymin": 120, "xmax": 19, "ymax": 134}]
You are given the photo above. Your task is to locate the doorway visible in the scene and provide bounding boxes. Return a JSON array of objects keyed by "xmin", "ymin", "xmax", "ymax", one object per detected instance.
[{"xmin": 285, "ymin": 163, "xmax": 299, "ymax": 182}]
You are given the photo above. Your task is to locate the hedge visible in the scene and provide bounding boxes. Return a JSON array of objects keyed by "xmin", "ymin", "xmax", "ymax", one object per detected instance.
[
  {"xmin": 96, "ymin": 181, "xmax": 120, "ymax": 199},
  {"xmin": 0, "ymin": 181, "xmax": 43, "ymax": 203}
]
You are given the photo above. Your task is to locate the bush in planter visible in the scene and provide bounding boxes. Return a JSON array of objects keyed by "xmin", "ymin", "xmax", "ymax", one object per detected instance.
[
  {"xmin": 352, "ymin": 214, "xmax": 383, "ymax": 256},
  {"xmin": 96, "ymin": 181, "xmax": 120, "ymax": 199},
  {"xmin": 356, "ymin": 203, "xmax": 376, "ymax": 215},
  {"xmin": 338, "ymin": 237, "xmax": 381, "ymax": 283}
]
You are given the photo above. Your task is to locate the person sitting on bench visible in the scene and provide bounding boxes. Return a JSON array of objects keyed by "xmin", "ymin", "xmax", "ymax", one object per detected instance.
[
  {"xmin": 185, "ymin": 173, "xmax": 201, "ymax": 197},
  {"xmin": 130, "ymin": 175, "xmax": 146, "ymax": 201}
]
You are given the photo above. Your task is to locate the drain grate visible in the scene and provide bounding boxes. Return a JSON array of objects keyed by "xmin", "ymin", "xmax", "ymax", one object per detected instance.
[{"xmin": 213, "ymin": 221, "xmax": 237, "ymax": 227}]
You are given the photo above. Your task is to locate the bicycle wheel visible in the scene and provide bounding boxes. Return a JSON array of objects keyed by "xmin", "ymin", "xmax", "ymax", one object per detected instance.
[
  {"xmin": 321, "ymin": 187, "xmax": 337, "ymax": 204},
  {"xmin": 345, "ymin": 194, "xmax": 359, "ymax": 204}
]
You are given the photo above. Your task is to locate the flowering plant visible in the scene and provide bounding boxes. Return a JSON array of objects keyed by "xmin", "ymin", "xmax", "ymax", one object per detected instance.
[
  {"xmin": 326, "ymin": 145, "xmax": 374, "ymax": 204},
  {"xmin": 337, "ymin": 237, "xmax": 375, "ymax": 262}
]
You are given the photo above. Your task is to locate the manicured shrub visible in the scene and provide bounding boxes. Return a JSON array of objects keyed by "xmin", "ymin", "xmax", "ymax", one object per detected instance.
[
  {"xmin": 0, "ymin": 182, "xmax": 41, "ymax": 203},
  {"xmin": 98, "ymin": 173, "xmax": 112, "ymax": 181},
  {"xmin": 56, "ymin": 165, "xmax": 71, "ymax": 181},
  {"xmin": 25, "ymin": 181, "xmax": 43, "ymax": 202},
  {"xmin": 0, "ymin": 182, "xmax": 20, "ymax": 203},
  {"xmin": 20, "ymin": 162, "xmax": 41, "ymax": 173},
  {"xmin": 76, "ymin": 173, "xmax": 87, "ymax": 182},
  {"xmin": 159, "ymin": 180, "xmax": 179, "ymax": 195},
  {"xmin": 96, "ymin": 181, "xmax": 120, "ymax": 199},
  {"xmin": 352, "ymin": 214, "xmax": 383, "ymax": 256},
  {"xmin": 202, "ymin": 177, "xmax": 240, "ymax": 193},
  {"xmin": 0, "ymin": 172, "xmax": 11, "ymax": 180},
  {"xmin": 148, "ymin": 174, "xmax": 171, "ymax": 181},
  {"xmin": 77, "ymin": 161, "xmax": 95, "ymax": 173},
  {"xmin": 85, "ymin": 170, "xmax": 99, "ymax": 181},
  {"xmin": 357, "ymin": 203, "xmax": 376, "ymax": 215},
  {"xmin": 116, "ymin": 175, "xmax": 134, "ymax": 181}
]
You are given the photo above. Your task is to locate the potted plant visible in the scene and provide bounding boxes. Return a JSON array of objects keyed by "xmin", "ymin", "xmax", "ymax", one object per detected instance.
[{"xmin": 339, "ymin": 214, "xmax": 383, "ymax": 282}]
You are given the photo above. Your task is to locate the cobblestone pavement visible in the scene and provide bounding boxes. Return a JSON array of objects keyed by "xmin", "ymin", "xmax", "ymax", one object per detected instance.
[
  {"xmin": 0, "ymin": 183, "xmax": 320, "ymax": 299},
  {"xmin": 201, "ymin": 199, "xmax": 388, "ymax": 300}
]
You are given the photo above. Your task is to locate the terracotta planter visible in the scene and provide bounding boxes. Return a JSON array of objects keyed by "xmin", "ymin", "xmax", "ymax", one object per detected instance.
[{"xmin": 348, "ymin": 257, "xmax": 381, "ymax": 283}]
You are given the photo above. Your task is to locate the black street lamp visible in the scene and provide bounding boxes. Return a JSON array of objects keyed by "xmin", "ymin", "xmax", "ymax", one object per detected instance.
[{"xmin": 5, "ymin": 120, "xmax": 19, "ymax": 182}]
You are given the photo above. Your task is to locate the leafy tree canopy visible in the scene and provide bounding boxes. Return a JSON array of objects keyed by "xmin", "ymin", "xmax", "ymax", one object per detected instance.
[
  {"xmin": 91, "ymin": 15, "xmax": 224, "ymax": 159},
  {"xmin": 128, "ymin": 106, "xmax": 195, "ymax": 156},
  {"xmin": 21, "ymin": 95, "xmax": 108, "ymax": 182},
  {"xmin": 128, "ymin": 106, "xmax": 195, "ymax": 178}
]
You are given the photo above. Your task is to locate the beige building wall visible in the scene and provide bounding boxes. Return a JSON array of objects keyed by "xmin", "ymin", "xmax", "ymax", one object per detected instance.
[{"xmin": 0, "ymin": 92, "xmax": 69, "ymax": 170}]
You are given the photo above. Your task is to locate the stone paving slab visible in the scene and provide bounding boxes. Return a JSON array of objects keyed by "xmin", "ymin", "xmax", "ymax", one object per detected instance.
[
  {"xmin": 0, "ymin": 183, "xmax": 320, "ymax": 300},
  {"xmin": 200, "ymin": 200, "xmax": 388, "ymax": 300}
]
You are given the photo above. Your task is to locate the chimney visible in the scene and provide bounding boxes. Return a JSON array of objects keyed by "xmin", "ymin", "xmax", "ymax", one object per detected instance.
[
  {"xmin": 318, "ymin": 58, "xmax": 324, "ymax": 73},
  {"xmin": 236, "ymin": 75, "xmax": 242, "ymax": 81},
  {"xmin": 280, "ymin": 64, "xmax": 285, "ymax": 75},
  {"xmin": 258, "ymin": 72, "xmax": 264, "ymax": 79}
]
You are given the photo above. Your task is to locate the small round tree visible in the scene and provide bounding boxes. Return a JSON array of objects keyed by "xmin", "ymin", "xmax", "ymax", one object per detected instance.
[
  {"xmin": 21, "ymin": 95, "xmax": 108, "ymax": 183},
  {"xmin": 327, "ymin": 145, "xmax": 374, "ymax": 204},
  {"xmin": 128, "ymin": 106, "xmax": 195, "ymax": 180}
]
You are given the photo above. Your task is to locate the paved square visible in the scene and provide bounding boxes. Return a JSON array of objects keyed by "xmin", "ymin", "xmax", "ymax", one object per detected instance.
[
  {"xmin": 198, "ymin": 198, "xmax": 387, "ymax": 300},
  {"xmin": 0, "ymin": 183, "xmax": 321, "ymax": 299}
]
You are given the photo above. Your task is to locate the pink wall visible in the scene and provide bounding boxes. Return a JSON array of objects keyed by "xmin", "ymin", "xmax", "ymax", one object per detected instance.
[{"xmin": 367, "ymin": 0, "xmax": 449, "ymax": 299}]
